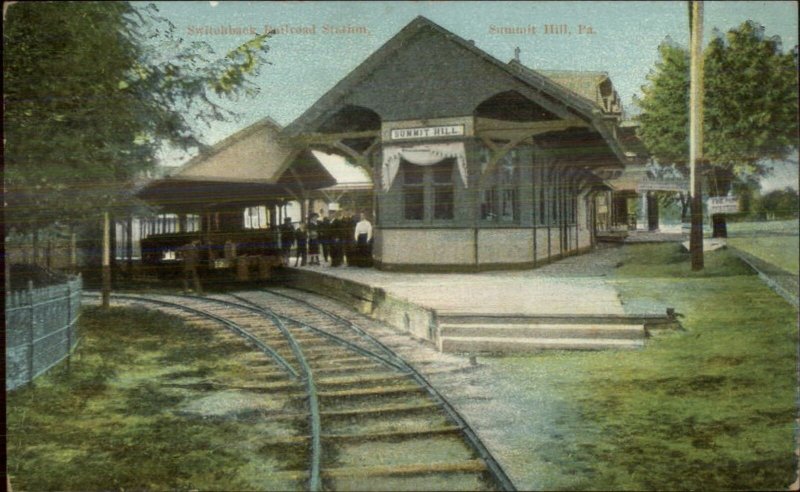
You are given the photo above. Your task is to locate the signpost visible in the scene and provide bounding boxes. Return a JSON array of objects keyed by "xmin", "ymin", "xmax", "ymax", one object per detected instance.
[{"xmin": 707, "ymin": 196, "xmax": 739, "ymax": 215}]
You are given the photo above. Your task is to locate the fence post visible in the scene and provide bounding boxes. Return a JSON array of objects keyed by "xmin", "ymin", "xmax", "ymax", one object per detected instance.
[
  {"xmin": 27, "ymin": 280, "xmax": 35, "ymax": 387},
  {"xmin": 66, "ymin": 279, "xmax": 72, "ymax": 372}
]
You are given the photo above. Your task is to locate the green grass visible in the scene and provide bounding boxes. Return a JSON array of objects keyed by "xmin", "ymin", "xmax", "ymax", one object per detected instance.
[
  {"xmin": 6, "ymin": 307, "xmax": 303, "ymax": 491},
  {"xmin": 727, "ymin": 219, "xmax": 799, "ymax": 236},
  {"xmin": 486, "ymin": 244, "xmax": 798, "ymax": 490},
  {"xmin": 728, "ymin": 236, "xmax": 799, "ymax": 273},
  {"xmin": 726, "ymin": 219, "xmax": 799, "ymax": 274}
]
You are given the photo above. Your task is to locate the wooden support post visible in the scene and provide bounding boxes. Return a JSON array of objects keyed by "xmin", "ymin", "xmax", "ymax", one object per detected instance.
[
  {"xmin": 127, "ymin": 217, "xmax": 134, "ymax": 272},
  {"xmin": 32, "ymin": 229, "xmax": 39, "ymax": 267},
  {"xmin": 70, "ymin": 229, "xmax": 77, "ymax": 273},
  {"xmin": 102, "ymin": 211, "xmax": 111, "ymax": 309}
]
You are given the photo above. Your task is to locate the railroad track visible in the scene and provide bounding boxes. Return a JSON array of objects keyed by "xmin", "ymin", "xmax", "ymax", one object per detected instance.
[{"xmin": 83, "ymin": 290, "xmax": 514, "ymax": 491}]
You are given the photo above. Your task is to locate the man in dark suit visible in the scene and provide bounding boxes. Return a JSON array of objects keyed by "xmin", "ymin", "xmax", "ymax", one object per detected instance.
[
  {"xmin": 279, "ymin": 217, "xmax": 295, "ymax": 266},
  {"xmin": 319, "ymin": 209, "xmax": 332, "ymax": 265}
]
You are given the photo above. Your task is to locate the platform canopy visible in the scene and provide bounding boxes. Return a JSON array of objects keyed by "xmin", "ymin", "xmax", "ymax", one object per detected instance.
[{"xmin": 137, "ymin": 118, "xmax": 337, "ymax": 213}]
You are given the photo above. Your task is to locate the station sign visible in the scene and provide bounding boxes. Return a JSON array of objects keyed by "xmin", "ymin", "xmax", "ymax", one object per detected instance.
[
  {"xmin": 637, "ymin": 180, "xmax": 689, "ymax": 193},
  {"xmin": 707, "ymin": 196, "xmax": 739, "ymax": 215},
  {"xmin": 389, "ymin": 124, "xmax": 465, "ymax": 141}
]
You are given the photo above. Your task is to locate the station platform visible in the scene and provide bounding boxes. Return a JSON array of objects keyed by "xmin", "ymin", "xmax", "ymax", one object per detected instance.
[{"xmin": 283, "ymin": 249, "xmax": 674, "ymax": 353}]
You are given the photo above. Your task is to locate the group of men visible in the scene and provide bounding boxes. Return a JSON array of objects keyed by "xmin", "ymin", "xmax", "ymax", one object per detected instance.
[{"xmin": 279, "ymin": 210, "xmax": 373, "ymax": 268}]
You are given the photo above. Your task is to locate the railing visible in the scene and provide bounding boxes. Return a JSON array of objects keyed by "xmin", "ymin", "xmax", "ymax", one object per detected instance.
[{"xmin": 5, "ymin": 275, "xmax": 82, "ymax": 391}]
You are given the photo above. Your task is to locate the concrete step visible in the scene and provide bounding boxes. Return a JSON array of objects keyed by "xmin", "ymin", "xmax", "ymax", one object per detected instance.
[
  {"xmin": 439, "ymin": 336, "xmax": 645, "ymax": 353},
  {"xmin": 437, "ymin": 313, "xmax": 673, "ymax": 326},
  {"xmin": 438, "ymin": 323, "xmax": 646, "ymax": 340}
]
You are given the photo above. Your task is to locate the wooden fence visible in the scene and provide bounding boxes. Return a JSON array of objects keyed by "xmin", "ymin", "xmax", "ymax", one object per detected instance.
[{"xmin": 5, "ymin": 275, "xmax": 82, "ymax": 391}]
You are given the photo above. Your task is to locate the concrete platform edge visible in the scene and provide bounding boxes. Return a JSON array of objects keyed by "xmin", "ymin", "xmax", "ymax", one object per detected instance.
[{"xmin": 284, "ymin": 268, "xmax": 442, "ymax": 347}]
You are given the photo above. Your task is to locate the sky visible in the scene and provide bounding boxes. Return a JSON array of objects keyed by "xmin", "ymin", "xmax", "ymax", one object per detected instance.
[{"xmin": 141, "ymin": 1, "xmax": 799, "ymax": 189}]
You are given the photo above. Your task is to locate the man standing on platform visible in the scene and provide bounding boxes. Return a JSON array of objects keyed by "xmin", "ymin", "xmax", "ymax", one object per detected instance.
[
  {"xmin": 279, "ymin": 217, "xmax": 295, "ymax": 266},
  {"xmin": 353, "ymin": 212, "xmax": 373, "ymax": 268},
  {"xmin": 179, "ymin": 239, "xmax": 203, "ymax": 295},
  {"xmin": 294, "ymin": 222, "xmax": 308, "ymax": 267},
  {"xmin": 319, "ymin": 209, "xmax": 332, "ymax": 265},
  {"xmin": 329, "ymin": 211, "xmax": 343, "ymax": 267}
]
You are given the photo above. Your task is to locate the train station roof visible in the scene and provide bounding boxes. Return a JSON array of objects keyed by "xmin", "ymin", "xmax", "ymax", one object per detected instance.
[
  {"xmin": 283, "ymin": 15, "xmax": 632, "ymax": 167},
  {"xmin": 137, "ymin": 118, "xmax": 337, "ymax": 212}
]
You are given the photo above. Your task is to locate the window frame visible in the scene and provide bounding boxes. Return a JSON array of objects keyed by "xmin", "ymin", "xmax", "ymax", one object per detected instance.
[
  {"xmin": 400, "ymin": 158, "xmax": 457, "ymax": 224},
  {"xmin": 479, "ymin": 148, "xmax": 520, "ymax": 225}
]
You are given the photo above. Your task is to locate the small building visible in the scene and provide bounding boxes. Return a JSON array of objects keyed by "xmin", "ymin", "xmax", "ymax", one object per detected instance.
[
  {"xmin": 129, "ymin": 117, "xmax": 337, "ymax": 277},
  {"xmin": 284, "ymin": 16, "xmax": 640, "ymax": 271}
]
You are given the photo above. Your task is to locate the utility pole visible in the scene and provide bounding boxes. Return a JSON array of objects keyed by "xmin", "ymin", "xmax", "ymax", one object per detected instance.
[{"xmin": 689, "ymin": 0, "xmax": 705, "ymax": 270}]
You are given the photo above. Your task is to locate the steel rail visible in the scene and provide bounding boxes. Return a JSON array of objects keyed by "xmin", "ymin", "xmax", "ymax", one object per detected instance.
[
  {"xmin": 261, "ymin": 288, "xmax": 406, "ymax": 365},
  {"xmin": 260, "ymin": 288, "xmax": 518, "ymax": 492},
  {"xmin": 81, "ymin": 292, "xmax": 299, "ymax": 379},
  {"xmin": 173, "ymin": 294, "xmax": 325, "ymax": 492},
  {"xmin": 228, "ymin": 294, "xmax": 409, "ymax": 373},
  {"xmin": 85, "ymin": 291, "xmax": 323, "ymax": 491}
]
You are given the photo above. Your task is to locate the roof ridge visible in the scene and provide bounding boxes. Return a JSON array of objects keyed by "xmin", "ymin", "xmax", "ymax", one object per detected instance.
[
  {"xmin": 538, "ymin": 68, "xmax": 610, "ymax": 75},
  {"xmin": 177, "ymin": 117, "xmax": 283, "ymax": 173}
]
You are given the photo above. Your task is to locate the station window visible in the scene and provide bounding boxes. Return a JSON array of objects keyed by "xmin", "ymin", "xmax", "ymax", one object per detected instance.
[
  {"xmin": 433, "ymin": 162, "xmax": 454, "ymax": 220},
  {"xmin": 185, "ymin": 214, "xmax": 201, "ymax": 232},
  {"xmin": 480, "ymin": 150, "xmax": 518, "ymax": 223},
  {"xmin": 480, "ymin": 188, "xmax": 496, "ymax": 220},
  {"xmin": 243, "ymin": 206, "xmax": 269, "ymax": 229},
  {"xmin": 402, "ymin": 159, "xmax": 456, "ymax": 222},
  {"xmin": 403, "ymin": 163, "xmax": 424, "ymax": 221},
  {"xmin": 498, "ymin": 154, "xmax": 517, "ymax": 222}
]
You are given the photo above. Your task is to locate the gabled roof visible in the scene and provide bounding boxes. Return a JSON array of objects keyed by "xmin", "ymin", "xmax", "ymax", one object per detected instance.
[
  {"xmin": 171, "ymin": 117, "xmax": 292, "ymax": 184},
  {"xmin": 285, "ymin": 15, "xmax": 629, "ymax": 164},
  {"xmin": 311, "ymin": 151, "xmax": 372, "ymax": 189},
  {"xmin": 136, "ymin": 118, "xmax": 338, "ymax": 211},
  {"xmin": 536, "ymin": 70, "xmax": 609, "ymax": 107}
]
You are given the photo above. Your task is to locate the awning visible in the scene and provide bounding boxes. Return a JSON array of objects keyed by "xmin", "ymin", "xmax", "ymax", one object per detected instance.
[{"xmin": 381, "ymin": 142, "xmax": 468, "ymax": 191}]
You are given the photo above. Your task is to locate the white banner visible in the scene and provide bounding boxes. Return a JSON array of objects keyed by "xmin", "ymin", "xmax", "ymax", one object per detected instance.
[{"xmin": 381, "ymin": 142, "xmax": 468, "ymax": 191}]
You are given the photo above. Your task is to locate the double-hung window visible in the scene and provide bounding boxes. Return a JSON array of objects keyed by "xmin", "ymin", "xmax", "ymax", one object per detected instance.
[
  {"xmin": 433, "ymin": 162, "xmax": 454, "ymax": 220},
  {"xmin": 402, "ymin": 158, "xmax": 455, "ymax": 222},
  {"xmin": 480, "ymin": 149, "xmax": 519, "ymax": 223},
  {"xmin": 402, "ymin": 162, "xmax": 425, "ymax": 220}
]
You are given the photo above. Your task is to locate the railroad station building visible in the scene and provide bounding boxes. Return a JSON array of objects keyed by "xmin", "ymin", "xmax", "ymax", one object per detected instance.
[
  {"xmin": 130, "ymin": 16, "xmax": 647, "ymax": 274},
  {"xmin": 284, "ymin": 16, "xmax": 642, "ymax": 271}
]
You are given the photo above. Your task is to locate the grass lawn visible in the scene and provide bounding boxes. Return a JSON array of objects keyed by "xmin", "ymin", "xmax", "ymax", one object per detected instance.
[
  {"xmin": 486, "ymin": 244, "xmax": 798, "ymax": 490},
  {"xmin": 728, "ymin": 236, "xmax": 799, "ymax": 274},
  {"xmin": 6, "ymin": 306, "xmax": 303, "ymax": 491},
  {"xmin": 727, "ymin": 219, "xmax": 799, "ymax": 274}
]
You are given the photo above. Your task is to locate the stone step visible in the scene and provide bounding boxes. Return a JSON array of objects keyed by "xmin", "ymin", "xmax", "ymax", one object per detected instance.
[
  {"xmin": 437, "ymin": 312, "xmax": 672, "ymax": 326},
  {"xmin": 438, "ymin": 323, "xmax": 645, "ymax": 340},
  {"xmin": 439, "ymin": 336, "xmax": 645, "ymax": 353}
]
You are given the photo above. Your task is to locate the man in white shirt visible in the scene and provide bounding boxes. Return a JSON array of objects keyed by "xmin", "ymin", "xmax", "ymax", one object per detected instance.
[{"xmin": 353, "ymin": 213, "xmax": 373, "ymax": 267}]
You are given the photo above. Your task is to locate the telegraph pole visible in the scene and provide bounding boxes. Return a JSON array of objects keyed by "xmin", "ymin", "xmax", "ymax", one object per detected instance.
[{"xmin": 689, "ymin": 0, "xmax": 704, "ymax": 270}]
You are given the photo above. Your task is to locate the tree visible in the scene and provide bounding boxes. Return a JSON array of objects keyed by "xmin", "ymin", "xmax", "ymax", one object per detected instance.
[
  {"xmin": 3, "ymin": 2, "xmax": 271, "ymax": 234},
  {"xmin": 634, "ymin": 21, "xmax": 799, "ymax": 237},
  {"xmin": 755, "ymin": 188, "xmax": 800, "ymax": 220}
]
